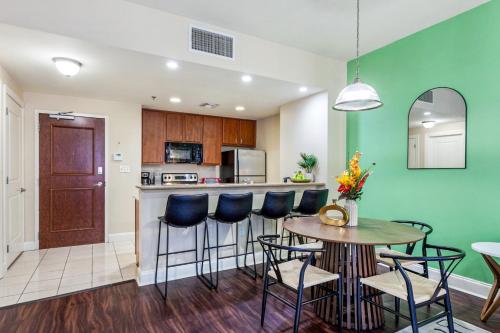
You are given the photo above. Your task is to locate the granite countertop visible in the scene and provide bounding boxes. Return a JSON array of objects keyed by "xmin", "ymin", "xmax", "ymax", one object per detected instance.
[{"xmin": 136, "ymin": 182, "xmax": 326, "ymax": 190}]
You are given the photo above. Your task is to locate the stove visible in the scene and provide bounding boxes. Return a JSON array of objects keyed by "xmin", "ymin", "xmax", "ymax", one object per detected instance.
[{"xmin": 161, "ymin": 173, "xmax": 198, "ymax": 185}]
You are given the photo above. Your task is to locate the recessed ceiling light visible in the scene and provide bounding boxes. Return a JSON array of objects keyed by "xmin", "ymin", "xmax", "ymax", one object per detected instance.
[
  {"xmin": 424, "ymin": 111, "xmax": 431, "ymax": 116},
  {"xmin": 235, "ymin": 106, "xmax": 245, "ymax": 111},
  {"xmin": 299, "ymin": 86, "xmax": 308, "ymax": 92},
  {"xmin": 166, "ymin": 60, "xmax": 179, "ymax": 70},
  {"xmin": 241, "ymin": 75, "xmax": 253, "ymax": 83},
  {"xmin": 52, "ymin": 57, "xmax": 82, "ymax": 77},
  {"xmin": 422, "ymin": 120, "xmax": 436, "ymax": 129},
  {"xmin": 169, "ymin": 97, "xmax": 181, "ymax": 103}
]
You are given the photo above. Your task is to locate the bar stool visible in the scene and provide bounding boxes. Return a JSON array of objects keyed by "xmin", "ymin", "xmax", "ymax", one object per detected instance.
[
  {"xmin": 281, "ymin": 189, "xmax": 329, "ymax": 259},
  {"xmin": 252, "ymin": 191, "xmax": 295, "ymax": 275},
  {"xmin": 154, "ymin": 193, "xmax": 215, "ymax": 299},
  {"xmin": 204, "ymin": 193, "xmax": 257, "ymax": 288}
]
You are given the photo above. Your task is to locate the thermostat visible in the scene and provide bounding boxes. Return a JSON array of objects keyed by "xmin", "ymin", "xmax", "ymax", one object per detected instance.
[{"xmin": 112, "ymin": 152, "xmax": 123, "ymax": 161}]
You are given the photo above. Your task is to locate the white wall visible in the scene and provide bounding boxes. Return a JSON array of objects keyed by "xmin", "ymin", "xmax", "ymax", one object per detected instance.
[
  {"xmin": 256, "ymin": 114, "xmax": 280, "ymax": 182},
  {"xmin": 23, "ymin": 92, "xmax": 142, "ymax": 243},
  {"xmin": 279, "ymin": 92, "xmax": 329, "ymax": 182}
]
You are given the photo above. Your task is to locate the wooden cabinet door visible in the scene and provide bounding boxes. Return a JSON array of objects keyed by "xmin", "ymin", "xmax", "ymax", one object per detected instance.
[
  {"xmin": 142, "ymin": 110, "xmax": 166, "ymax": 164},
  {"xmin": 165, "ymin": 113, "xmax": 185, "ymax": 142},
  {"xmin": 203, "ymin": 116, "xmax": 222, "ymax": 165},
  {"xmin": 239, "ymin": 119, "xmax": 256, "ymax": 147},
  {"xmin": 184, "ymin": 114, "xmax": 203, "ymax": 143},
  {"xmin": 222, "ymin": 118, "xmax": 240, "ymax": 146}
]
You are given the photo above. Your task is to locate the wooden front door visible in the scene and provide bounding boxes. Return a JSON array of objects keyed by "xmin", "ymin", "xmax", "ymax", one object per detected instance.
[{"xmin": 39, "ymin": 114, "xmax": 105, "ymax": 249}]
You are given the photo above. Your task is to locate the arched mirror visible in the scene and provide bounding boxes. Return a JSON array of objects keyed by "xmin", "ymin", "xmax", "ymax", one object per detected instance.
[{"xmin": 408, "ymin": 87, "xmax": 467, "ymax": 169}]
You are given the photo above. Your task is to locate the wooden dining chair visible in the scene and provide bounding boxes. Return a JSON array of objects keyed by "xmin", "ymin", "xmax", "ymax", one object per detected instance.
[
  {"xmin": 376, "ymin": 220, "xmax": 433, "ymax": 277},
  {"xmin": 258, "ymin": 234, "xmax": 343, "ymax": 333},
  {"xmin": 356, "ymin": 244, "xmax": 465, "ymax": 333}
]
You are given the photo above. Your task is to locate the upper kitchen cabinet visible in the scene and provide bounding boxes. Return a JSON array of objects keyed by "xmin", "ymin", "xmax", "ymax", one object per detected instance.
[
  {"xmin": 184, "ymin": 114, "xmax": 203, "ymax": 143},
  {"xmin": 165, "ymin": 113, "xmax": 185, "ymax": 142},
  {"xmin": 142, "ymin": 109, "xmax": 166, "ymax": 164},
  {"xmin": 239, "ymin": 119, "xmax": 256, "ymax": 147},
  {"xmin": 222, "ymin": 118, "xmax": 256, "ymax": 147},
  {"xmin": 202, "ymin": 116, "xmax": 223, "ymax": 165},
  {"xmin": 222, "ymin": 118, "xmax": 240, "ymax": 146}
]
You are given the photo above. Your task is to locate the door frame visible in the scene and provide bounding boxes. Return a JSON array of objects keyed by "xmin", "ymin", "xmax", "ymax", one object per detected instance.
[
  {"xmin": 408, "ymin": 134, "xmax": 420, "ymax": 168},
  {"xmin": 0, "ymin": 83, "xmax": 24, "ymax": 277},
  {"xmin": 34, "ymin": 110, "xmax": 109, "ymax": 250}
]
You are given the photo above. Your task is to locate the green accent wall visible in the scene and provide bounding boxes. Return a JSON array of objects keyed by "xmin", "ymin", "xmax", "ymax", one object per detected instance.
[{"xmin": 346, "ymin": 1, "xmax": 499, "ymax": 283}]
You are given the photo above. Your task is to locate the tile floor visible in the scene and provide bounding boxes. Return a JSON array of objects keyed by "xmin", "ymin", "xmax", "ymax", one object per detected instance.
[{"xmin": 0, "ymin": 241, "xmax": 136, "ymax": 308}]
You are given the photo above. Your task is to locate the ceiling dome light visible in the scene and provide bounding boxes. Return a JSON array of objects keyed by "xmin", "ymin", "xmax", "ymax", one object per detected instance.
[
  {"xmin": 169, "ymin": 97, "xmax": 181, "ymax": 103},
  {"xmin": 235, "ymin": 106, "xmax": 245, "ymax": 111},
  {"xmin": 424, "ymin": 111, "xmax": 431, "ymax": 116},
  {"xmin": 299, "ymin": 86, "xmax": 308, "ymax": 93},
  {"xmin": 333, "ymin": 0, "xmax": 382, "ymax": 112},
  {"xmin": 422, "ymin": 121, "xmax": 436, "ymax": 129},
  {"xmin": 52, "ymin": 57, "xmax": 82, "ymax": 77},
  {"xmin": 241, "ymin": 75, "xmax": 253, "ymax": 83},
  {"xmin": 166, "ymin": 60, "xmax": 179, "ymax": 70}
]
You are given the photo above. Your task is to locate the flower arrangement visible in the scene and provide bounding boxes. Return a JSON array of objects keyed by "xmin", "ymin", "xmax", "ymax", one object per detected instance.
[{"xmin": 336, "ymin": 151, "xmax": 375, "ymax": 201}]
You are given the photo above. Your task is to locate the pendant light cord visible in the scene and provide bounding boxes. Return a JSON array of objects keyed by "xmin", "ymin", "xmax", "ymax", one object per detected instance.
[{"xmin": 355, "ymin": 0, "xmax": 360, "ymax": 81}]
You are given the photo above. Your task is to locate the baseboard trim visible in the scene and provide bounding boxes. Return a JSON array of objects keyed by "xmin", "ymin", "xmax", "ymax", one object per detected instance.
[
  {"xmin": 23, "ymin": 241, "xmax": 36, "ymax": 251},
  {"xmin": 108, "ymin": 232, "xmax": 135, "ymax": 243}
]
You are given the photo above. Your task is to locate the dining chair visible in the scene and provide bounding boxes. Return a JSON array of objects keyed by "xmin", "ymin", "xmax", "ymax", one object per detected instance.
[
  {"xmin": 356, "ymin": 244, "xmax": 465, "ymax": 333},
  {"xmin": 376, "ymin": 220, "xmax": 434, "ymax": 277},
  {"xmin": 258, "ymin": 234, "xmax": 343, "ymax": 333}
]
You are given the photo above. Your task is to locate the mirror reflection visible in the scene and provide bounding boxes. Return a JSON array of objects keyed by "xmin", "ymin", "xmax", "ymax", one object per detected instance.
[{"xmin": 408, "ymin": 88, "xmax": 466, "ymax": 169}]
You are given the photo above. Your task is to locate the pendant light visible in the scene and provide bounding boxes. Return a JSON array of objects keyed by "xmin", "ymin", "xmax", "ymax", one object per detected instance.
[{"xmin": 333, "ymin": 0, "xmax": 383, "ymax": 111}]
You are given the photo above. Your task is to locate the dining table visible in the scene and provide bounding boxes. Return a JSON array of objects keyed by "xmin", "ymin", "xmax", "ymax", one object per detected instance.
[{"xmin": 283, "ymin": 216, "xmax": 425, "ymax": 331}]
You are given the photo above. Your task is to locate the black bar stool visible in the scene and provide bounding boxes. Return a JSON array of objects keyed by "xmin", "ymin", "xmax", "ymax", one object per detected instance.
[
  {"xmin": 154, "ymin": 193, "xmax": 215, "ymax": 299},
  {"xmin": 252, "ymin": 191, "xmax": 295, "ymax": 275},
  {"xmin": 203, "ymin": 193, "xmax": 257, "ymax": 288},
  {"xmin": 281, "ymin": 189, "xmax": 329, "ymax": 260}
]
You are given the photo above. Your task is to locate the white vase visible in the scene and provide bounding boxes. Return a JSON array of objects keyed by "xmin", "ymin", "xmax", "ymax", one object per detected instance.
[{"xmin": 344, "ymin": 200, "xmax": 358, "ymax": 227}]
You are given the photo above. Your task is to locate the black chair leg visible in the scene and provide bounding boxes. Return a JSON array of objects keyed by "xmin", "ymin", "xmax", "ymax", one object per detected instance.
[
  {"xmin": 395, "ymin": 297, "xmax": 401, "ymax": 324},
  {"xmin": 164, "ymin": 225, "xmax": 170, "ymax": 299},
  {"xmin": 408, "ymin": 296, "xmax": 419, "ymax": 333},
  {"xmin": 356, "ymin": 278, "xmax": 362, "ymax": 332},
  {"xmin": 154, "ymin": 221, "xmax": 163, "ymax": 297},
  {"xmin": 337, "ymin": 276, "xmax": 343, "ymax": 332},
  {"xmin": 261, "ymin": 273, "xmax": 270, "ymax": 327},
  {"xmin": 444, "ymin": 291, "xmax": 455, "ymax": 332},
  {"xmin": 199, "ymin": 221, "xmax": 215, "ymax": 289},
  {"xmin": 243, "ymin": 217, "xmax": 257, "ymax": 279},
  {"xmin": 261, "ymin": 217, "xmax": 266, "ymax": 277},
  {"xmin": 293, "ymin": 285, "xmax": 304, "ymax": 333}
]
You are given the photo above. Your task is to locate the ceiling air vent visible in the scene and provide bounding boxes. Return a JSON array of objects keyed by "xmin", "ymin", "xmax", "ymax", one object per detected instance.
[
  {"xmin": 418, "ymin": 90, "xmax": 434, "ymax": 103},
  {"xmin": 190, "ymin": 26, "xmax": 234, "ymax": 59}
]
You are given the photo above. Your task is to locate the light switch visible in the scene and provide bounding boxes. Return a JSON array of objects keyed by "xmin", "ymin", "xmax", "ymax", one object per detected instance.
[
  {"xmin": 97, "ymin": 166, "xmax": 103, "ymax": 175},
  {"xmin": 119, "ymin": 165, "xmax": 130, "ymax": 173}
]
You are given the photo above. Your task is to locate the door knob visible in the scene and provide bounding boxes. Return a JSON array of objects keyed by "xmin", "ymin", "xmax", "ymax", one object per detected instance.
[
  {"xmin": 95, "ymin": 182, "xmax": 103, "ymax": 187},
  {"xmin": 20, "ymin": 188, "xmax": 26, "ymax": 193}
]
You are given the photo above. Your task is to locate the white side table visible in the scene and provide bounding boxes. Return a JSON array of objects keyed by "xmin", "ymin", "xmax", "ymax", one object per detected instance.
[{"xmin": 471, "ymin": 242, "xmax": 500, "ymax": 322}]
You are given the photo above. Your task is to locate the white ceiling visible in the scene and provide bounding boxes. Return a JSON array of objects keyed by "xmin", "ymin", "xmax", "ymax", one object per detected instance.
[
  {"xmin": 0, "ymin": 24, "xmax": 322, "ymax": 119},
  {"xmin": 126, "ymin": 0, "xmax": 488, "ymax": 60}
]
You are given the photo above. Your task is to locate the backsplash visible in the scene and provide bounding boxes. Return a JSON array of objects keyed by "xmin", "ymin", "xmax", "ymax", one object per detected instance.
[{"xmin": 142, "ymin": 164, "xmax": 219, "ymax": 184}]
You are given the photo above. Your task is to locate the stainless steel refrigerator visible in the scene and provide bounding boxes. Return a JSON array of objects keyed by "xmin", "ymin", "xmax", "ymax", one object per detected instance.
[{"xmin": 220, "ymin": 149, "xmax": 266, "ymax": 184}]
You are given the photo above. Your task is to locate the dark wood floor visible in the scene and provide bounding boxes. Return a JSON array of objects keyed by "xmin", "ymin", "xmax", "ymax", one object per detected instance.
[{"xmin": 0, "ymin": 268, "xmax": 498, "ymax": 333}]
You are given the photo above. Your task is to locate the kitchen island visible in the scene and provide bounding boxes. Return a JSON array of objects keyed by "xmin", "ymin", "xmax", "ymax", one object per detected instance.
[{"xmin": 135, "ymin": 182, "xmax": 326, "ymax": 285}]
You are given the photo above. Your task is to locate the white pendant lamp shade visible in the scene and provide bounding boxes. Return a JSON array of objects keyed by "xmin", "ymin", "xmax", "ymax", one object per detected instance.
[
  {"xmin": 334, "ymin": 78, "xmax": 383, "ymax": 111},
  {"xmin": 333, "ymin": 0, "xmax": 383, "ymax": 112}
]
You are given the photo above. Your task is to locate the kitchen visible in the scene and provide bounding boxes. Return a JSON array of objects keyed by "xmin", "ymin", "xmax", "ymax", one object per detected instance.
[{"xmin": 136, "ymin": 107, "xmax": 329, "ymax": 285}]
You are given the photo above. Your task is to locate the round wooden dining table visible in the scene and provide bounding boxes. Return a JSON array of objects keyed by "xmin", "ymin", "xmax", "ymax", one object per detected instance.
[{"xmin": 283, "ymin": 216, "xmax": 425, "ymax": 331}]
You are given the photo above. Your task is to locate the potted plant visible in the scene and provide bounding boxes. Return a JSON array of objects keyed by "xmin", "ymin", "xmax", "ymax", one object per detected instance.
[
  {"xmin": 297, "ymin": 153, "xmax": 318, "ymax": 181},
  {"xmin": 336, "ymin": 151, "xmax": 375, "ymax": 226}
]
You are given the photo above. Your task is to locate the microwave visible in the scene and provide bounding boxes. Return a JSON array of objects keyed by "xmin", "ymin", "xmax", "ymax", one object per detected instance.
[{"xmin": 165, "ymin": 142, "xmax": 203, "ymax": 164}]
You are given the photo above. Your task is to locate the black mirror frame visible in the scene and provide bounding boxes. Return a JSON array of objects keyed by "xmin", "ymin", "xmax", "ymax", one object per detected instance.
[{"xmin": 407, "ymin": 87, "xmax": 468, "ymax": 170}]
